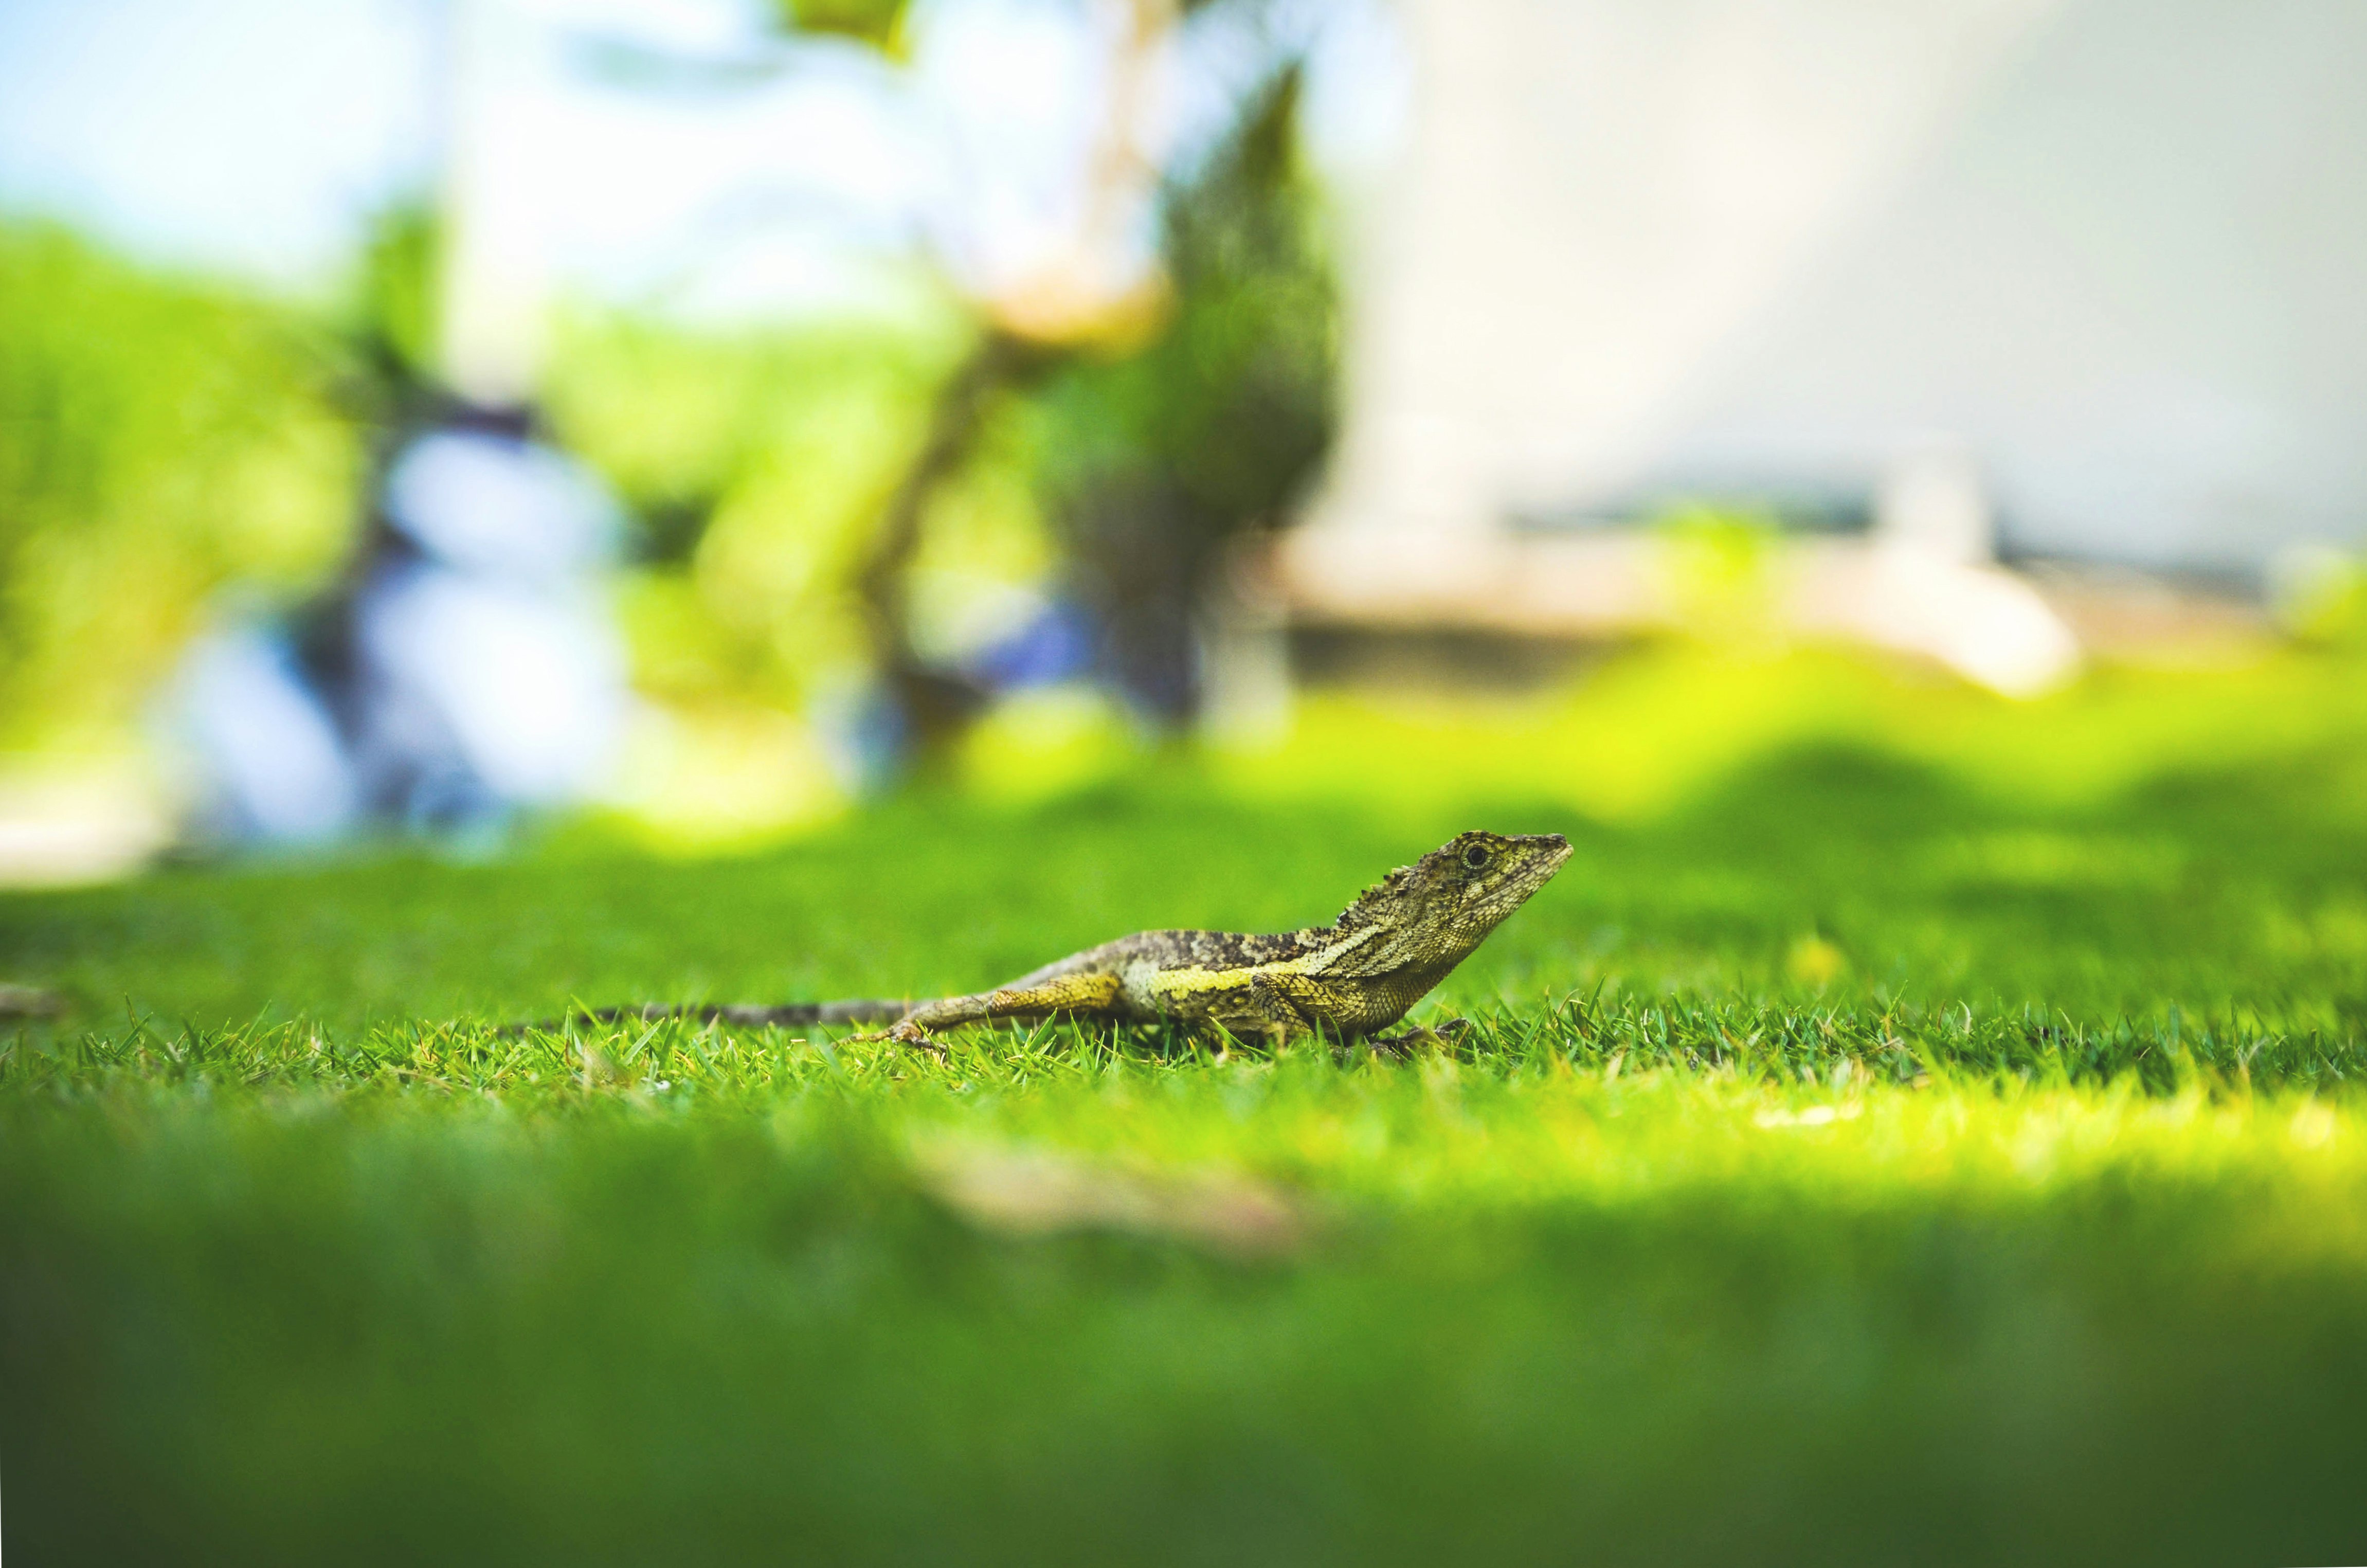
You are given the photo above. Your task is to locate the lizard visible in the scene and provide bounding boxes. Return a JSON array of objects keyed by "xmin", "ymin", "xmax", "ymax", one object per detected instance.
[{"xmin": 544, "ymin": 829, "xmax": 1571, "ymax": 1053}]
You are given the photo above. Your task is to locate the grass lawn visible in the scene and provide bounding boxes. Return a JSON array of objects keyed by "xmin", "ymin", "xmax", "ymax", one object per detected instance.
[{"xmin": 7, "ymin": 648, "xmax": 2367, "ymax": 1565}]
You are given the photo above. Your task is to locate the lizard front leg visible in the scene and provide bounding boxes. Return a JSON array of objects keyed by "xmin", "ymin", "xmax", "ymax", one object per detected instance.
[
  {"xmin": 1190, "ymin": 972, "xmax": 1319, "ymax": 1054},
  {"xmin": 850, "ymin": 971, "xmax": 1126, "ymax": 1050}
]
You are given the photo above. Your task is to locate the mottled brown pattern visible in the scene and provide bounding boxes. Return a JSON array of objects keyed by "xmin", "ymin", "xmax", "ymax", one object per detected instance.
[{"xmin": 1009, "ymin": 927, "xmax": 1325, "ymax": 985}]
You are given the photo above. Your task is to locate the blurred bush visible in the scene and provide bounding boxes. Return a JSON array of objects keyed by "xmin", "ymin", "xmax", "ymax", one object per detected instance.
[
  {"xmin": 0, "ymin": 22, "xmax": 1343, "ymax": 826},
  {"xmin": 0, "ymin": 222, "xmax": 357, "ymax": 756},
  {"xmin": 546, "ymin": 309, "xmax": 970, "ymax": 721},
  {"xmin": 549, "ymin": 50, "xmax": 1341, "ymax": 796}
]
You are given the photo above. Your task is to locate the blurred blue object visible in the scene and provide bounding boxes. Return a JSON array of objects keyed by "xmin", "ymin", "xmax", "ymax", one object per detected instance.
[
  {"xmin": 173, "ymin": 627, "xmax": 358, "ymax": 845},
  {"xmin": 964, "ymin": 599, "xmax": 1097, "ymax": 692},
  {"xmin": 381, "ymin": 429, "xmax": 619, "ymax": 581},
  {"xmin": 175, "ymin": 422, "xmax": 627, "ymax": 846},
  {"xmin": 353, "ymin": 429, "xmax": 626, "ymax": 828}
]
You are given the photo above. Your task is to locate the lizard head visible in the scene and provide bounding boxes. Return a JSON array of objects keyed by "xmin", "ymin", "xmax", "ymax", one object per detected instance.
[{"xmin": 1340, "ymin": 830, "xmax": 1573, "ymax": 955}]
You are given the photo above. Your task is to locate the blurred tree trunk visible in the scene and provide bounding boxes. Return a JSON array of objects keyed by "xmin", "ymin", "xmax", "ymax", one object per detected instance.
[
  {"xmin": 851, "ymin": 328, "xmax": 1054, "ymax": 767},
  {"xmin": 851, "ymin": 0, "xmax": 1177, "ymax": 773},
  {"xmin": 1064, "ymin": 477, "xmax": 1227, "ymax": 728}
]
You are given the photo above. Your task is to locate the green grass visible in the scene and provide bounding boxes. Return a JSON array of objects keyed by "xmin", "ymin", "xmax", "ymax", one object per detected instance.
[{"xmin": 8, "ymin": 649, "xmax": 2367, "ymax": 1564}]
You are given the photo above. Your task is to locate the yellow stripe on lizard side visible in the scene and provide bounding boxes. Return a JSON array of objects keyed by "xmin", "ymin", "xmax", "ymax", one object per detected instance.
[{"xmin": 1144, "ymin": 966, "xmax": 1234, "ymax": 1002}]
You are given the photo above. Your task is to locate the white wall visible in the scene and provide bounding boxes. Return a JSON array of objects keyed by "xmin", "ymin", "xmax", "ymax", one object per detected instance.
[{"xmin": 1310, "ymin": 0, "xmax": 2367, "ymax": 573}]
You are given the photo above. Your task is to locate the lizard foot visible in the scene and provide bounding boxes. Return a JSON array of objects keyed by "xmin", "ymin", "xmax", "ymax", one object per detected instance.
[
  {"xmin": 1366, "ymin": 1017, "xmax": 1472, "ymax": 1058},
  {"xmin": 845, "ymin": 1020, "xmax": 948, "ymax": 1056}
]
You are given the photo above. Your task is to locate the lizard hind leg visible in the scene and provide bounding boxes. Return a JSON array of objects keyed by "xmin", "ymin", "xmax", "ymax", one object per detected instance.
[{"xmin": 845, "ymin": 971, "xmax": 1127, "ymax": 1052}]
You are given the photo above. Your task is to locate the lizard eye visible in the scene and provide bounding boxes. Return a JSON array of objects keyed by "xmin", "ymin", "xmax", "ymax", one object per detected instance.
[{"xmin": 1461, "ymin": 844, "xmax": 1492, "ymax": 872}]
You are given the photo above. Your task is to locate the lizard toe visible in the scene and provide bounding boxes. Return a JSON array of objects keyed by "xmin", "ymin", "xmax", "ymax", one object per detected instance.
[{"xmin": 886, "ymin": 1020, "xmax": 947, "ymax": 1056}]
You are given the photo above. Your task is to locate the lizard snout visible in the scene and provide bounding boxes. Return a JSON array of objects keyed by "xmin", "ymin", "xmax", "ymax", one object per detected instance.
[{"xmin": 1515, "ymin": 833, "xmax": 1574, "ymax": 872}]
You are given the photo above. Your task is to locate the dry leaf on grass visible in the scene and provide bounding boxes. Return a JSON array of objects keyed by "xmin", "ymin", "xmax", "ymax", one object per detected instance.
[
  {"xmin": 0, "ymin": 984, "xmax": 63, "ymax": 1019},
  {"xmin": 914, "ymin": 1141, "xmax": 1306, "ymax": 1259}
]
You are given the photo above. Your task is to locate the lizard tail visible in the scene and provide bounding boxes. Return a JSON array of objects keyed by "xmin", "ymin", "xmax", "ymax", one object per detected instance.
[{"xmin": 510, "ymin": 1000, "xmax": 909, "ymax": 1034}]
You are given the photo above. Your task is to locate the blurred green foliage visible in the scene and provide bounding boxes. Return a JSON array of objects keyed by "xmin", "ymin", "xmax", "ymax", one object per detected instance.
[
  {"xmin": 0, "ymin": 222, "xmax": 357, "ymax": 753},
  {"xmin": 768, "ymin": 0, "xmax": 911, "ymax": 53},
  {"xmin": 0, "ymin": 30, "xmax": 1345, "ymax": 782},
  {"xmin": 1041, "ymin": 66, "xmax": 1336, "ymax": 533},
  {"xmin": 537, "ymin": 51, "xmax": 1344, "ymax": 789},
  {"xmin": 1230, "ymin": 639, "xmax": 2367, "ymax": 822},
  {"xmin": 544, "ymin": 308, "xmax": 972, "ymax": 716},
  {"xmin": 342, "ymin": 204, "xmax": 442, "ymax": 402}
]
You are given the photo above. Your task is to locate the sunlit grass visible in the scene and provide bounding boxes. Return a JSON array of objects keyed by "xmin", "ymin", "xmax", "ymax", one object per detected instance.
[{"xmin": 8, "ymin": 645, "xmax": 2367, "ymax": 1564}]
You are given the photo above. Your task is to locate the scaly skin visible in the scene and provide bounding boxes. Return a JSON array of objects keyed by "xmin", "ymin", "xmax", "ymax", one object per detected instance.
[{"xmin": 539, "ymin": 831, "xmax": 1571, "ymax": 1052}]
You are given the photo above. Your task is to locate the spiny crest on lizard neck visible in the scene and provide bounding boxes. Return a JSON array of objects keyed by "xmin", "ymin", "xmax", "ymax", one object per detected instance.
[{"xmin": 1329, "ymin": 831, "xmax": 1573, "ymax": 951}]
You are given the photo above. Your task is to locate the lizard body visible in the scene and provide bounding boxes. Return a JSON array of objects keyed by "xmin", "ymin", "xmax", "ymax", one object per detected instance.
[{"xmin": 554, "ymin": 830, "xmax": 1570, "ymax": 1051}]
